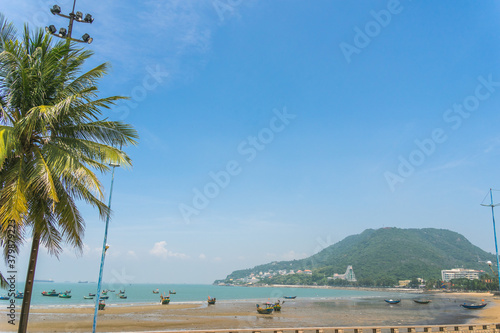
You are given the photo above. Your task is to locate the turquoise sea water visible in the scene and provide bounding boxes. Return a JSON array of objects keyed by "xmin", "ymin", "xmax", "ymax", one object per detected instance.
[{"xmin": 5, "ymin": 283, "xmax": 407, "ymax": 308}]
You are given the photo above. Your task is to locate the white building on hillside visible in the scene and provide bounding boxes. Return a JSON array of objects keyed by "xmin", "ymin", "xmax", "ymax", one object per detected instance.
[
  {"xmin": 441, "ymin": 268, "xmax": 481, "ymax": 281},
  {"xmin": 329, "ymin": 265, "xmax": 357, "ymax": 282}
]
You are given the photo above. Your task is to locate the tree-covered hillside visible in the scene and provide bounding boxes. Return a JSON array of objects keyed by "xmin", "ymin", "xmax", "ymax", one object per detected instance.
[{"xmin": 220, "ymin": 228, "xmax": 497, "ymax": 286}]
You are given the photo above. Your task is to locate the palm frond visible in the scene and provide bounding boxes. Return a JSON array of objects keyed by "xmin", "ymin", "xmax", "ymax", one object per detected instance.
[
  {"xmin": 0, "ymin": 13, "xmax": 16, "ymax": 50},
  {"xmin": 0, "ymin": 272, "xmax": 8, "ymax": 289},
  {"xmin": 27, "ymin": 147, "xmax": 59, "ymax": 207},
  {"xmin": 0, "ymin": 159, "xmax": 28, "ymax": 229}
]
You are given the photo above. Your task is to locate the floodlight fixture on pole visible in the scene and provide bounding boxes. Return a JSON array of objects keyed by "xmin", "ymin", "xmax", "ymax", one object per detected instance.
[
  {"xmin": 480, "ymin": 188, "xmax": 500, "ymax": 292},
  {"xmin": 45, "ymin": 0, "xmax": 94, "ymax": 44}
]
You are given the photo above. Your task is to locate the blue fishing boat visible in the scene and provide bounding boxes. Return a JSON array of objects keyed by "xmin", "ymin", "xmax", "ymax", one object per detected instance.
[
  {"xmin": 208, "ymin": 296, "xmax": 216, "ymax": 305},
  {"xmin": 461, "ymin": 303, "xmax": 487, "ymax": 309},
  {"xmin": 283, "ymin": 296, "xmax": 296, "ymax": 299},
  {"xmin": 413, "ymin": 299, "xmax": 431, "ymax": 304},
  {"xmin": 384, "ymin": 299, "xmax": 401, "ymax": 304}
]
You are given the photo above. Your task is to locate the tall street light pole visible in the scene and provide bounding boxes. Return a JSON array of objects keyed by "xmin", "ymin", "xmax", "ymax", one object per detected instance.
[
  {"xmin": 92, "ymin": 162, "xmax": 120, "ymax": 333},
  {"xmin": 481, "ymin": 188, "xmax": 500, "ymax": 292}
]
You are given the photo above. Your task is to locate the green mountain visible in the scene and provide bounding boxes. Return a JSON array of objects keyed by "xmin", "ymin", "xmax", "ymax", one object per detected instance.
[{"xmin": 221, "ymin": 228, "xmax": 498, "ymax": 286}]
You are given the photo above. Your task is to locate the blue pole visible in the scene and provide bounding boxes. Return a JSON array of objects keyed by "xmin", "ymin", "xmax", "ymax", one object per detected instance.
[
  {"xmin": 488, "ymin": 189, "xmax": 500, "ymax": 292},
  {"xmin": 92, "ymin": 165, "xmax": 117, "ymax": 333}
]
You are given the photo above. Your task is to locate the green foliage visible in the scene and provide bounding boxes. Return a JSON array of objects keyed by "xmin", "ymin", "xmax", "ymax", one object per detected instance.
[
  {"xmin": 223, "ymin": 228, "xmax": 497, "ymax": 287},
  {"xmin": 449, "ymin": 276, "xmax": 498, "ymax": 291}
]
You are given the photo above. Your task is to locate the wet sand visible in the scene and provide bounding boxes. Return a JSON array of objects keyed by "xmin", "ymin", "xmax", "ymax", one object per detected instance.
[{"xmin": 0, "ymin": 292, "xmax": 497, "ymax": 332}]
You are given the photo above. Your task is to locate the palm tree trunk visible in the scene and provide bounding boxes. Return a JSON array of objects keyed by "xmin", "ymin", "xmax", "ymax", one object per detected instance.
[{"xmin": 18, "ymin": 232, "xmax": 40, "ymax": 333}]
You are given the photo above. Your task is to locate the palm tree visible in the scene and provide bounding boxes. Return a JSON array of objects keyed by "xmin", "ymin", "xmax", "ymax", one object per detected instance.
[
  {"xmin": 0, "ymin": 17, "xmax": 138, "ymax": 332},
  {"xmin": 0, "ymin": 14, "xmax": 18, "ymax": 290}
]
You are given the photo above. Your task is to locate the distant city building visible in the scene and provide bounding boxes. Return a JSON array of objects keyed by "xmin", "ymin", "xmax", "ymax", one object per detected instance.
[
  {"xmin": 331, "ymin": 265, "xmax": 357, "ymax": 282},
  {"xmin": 399, "ymin": 280, "xmax": 411, "ymax": 287},
  {"xmin": 398, "ymin": 278, "xmax": 425, "ymax": 288},
  {"xmin": 441, "ymin": 268, "xmax": 481, "ymax": 282}
]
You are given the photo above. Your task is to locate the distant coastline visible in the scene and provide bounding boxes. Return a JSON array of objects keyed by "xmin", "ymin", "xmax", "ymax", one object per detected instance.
[
  {"xmin": 33, "ymin": 279, "xmax": 54, "ymax": 283},
  {"xmin": 233, "ymin": 284, "xmax": 498, "ymax": 295},
  {"xmin": 235, "ymin": 283, "xmax": 427, "ymax": 293}
]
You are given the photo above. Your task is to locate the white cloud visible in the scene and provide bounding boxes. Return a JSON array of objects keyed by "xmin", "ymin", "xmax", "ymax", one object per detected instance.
[
  {"xmin": 149, "ymin": 241, "xmax": 189, "ymax": 259},
  {"xmin": 426, "ymin": 158, "xmax": 468, "ymax": 173},
  {"xmin": 281, "ymin": 250, "xmax": 308, "ymax": 261},
  {"xmin": 199, "ymin": 253, "xmax": 206, "ymax": 260},
  {"xmin": 483, "ymin": 137, "xmax": 500, "ymax": 153},
  {"xmin": 139, "ymin": 0, "xmax": 214, "ymax": 55}
]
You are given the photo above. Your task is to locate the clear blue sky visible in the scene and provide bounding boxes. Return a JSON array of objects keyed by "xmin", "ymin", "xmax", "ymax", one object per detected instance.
[{"xmin": 3, "ymin": 0, "xmax": 500, "ymax": 285}]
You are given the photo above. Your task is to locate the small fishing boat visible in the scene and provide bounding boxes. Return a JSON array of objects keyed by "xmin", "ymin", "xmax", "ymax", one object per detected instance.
[
  {"xmin": 461, "ymin": 303, "xmax": 487, "ymax": 309},
  {"xmin": 98, "ymin": 300, "xmax": 105, "ymax": 310},
  {"xmin": 384, "ymin": 299, "xmax": 401, "ymax": 304},
  {"xmin": 283, "ymin": 296, "xmax": 296, "ymax": 299},
  {"xmin": 119, "ymin": 295, "xmax": 127, "ymax": 299},
  {"xmin": 161, "ymin": 293, "xmax": 170, "ymax": 305},
  {"xmin": 118, "ymin": 290, "xmax": 125, "ymax": 294},
  {"xmin": 83, "ymin": 296, "xmax": 93, "ymax": 299},
  {"xmin": 153, "ymin": 289, "xmax": 159, "ymax": 294},
  {"xmin": 273, "ymin": 301, "xmax": 282, "ymax": 312},
  {"xmin": 100, "ymin": 295, "xmax": 109, "ymax": 299},
  {"xmin": 88, "ymin": 293, "xmax": 96, "ymax": 296},
  {"xmin": 58, "ymin": 293, "xmax": 71, "ymax": 298},
  {"xmin": 14, "ymin": 292, "xmax": 23, "ymax": 299},
  {"xmin": 108, "ymin": 290, "xmax": 115, "ymax": 292},
  {"xmin": 208, "ymin": 296, "xmax": 216, "ymax": 305},
  {"xmin": 0, "ymin": 295, "xmax": 9, "ymax": 300},
  {"xmin": 41, "ymin": 290, "xmax": 59, "ymax": 296},
  {"xmin": 169, "ymin": 290, "xmax": 176, "ymax": 294},
  {"xmin": 256, "ymin": 303, "xmax": 274, "ymax": 314},
  {"xmin": 413, "ymin": 299, "xmax": 431, "ymax": 304}
]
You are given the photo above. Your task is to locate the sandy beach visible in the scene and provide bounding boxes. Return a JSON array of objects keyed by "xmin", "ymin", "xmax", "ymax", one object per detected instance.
[{"xmin": 0, "ymin": 291, "xmax": 498, "ymax": 332}]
